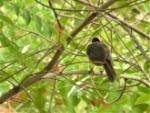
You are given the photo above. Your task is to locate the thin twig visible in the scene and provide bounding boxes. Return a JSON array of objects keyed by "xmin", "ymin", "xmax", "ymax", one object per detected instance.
[
  {"xmin": 104, "ymin": 78, "xmax": 127, "ymax": 104},
  {"xmin": 123, "ymin": 26, "xmax": 149, "ymax": 60},
  {"xmin": 0, "ymin": 0, "xmax": 117, "ymax": 104},
  {"xmin": 74, "ymin": 0, "xmax": 150, "ymax": 40},
  {"xmin": 107, "ymin": 13, "xmax": 150, "ymax": 40},
  {"xmin": 48, "ymin": 0, "xmax": 62, "ymax": 29}
]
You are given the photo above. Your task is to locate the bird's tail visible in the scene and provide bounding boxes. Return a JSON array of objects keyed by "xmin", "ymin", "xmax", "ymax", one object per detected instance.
[{"xmin": 103, "ymin": 61, "xmax": 116, "ymax": 82}]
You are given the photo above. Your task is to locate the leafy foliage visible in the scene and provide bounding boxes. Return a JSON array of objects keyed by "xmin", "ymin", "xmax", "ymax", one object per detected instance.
[{"xmin": 0, "ymin": 0, "xmax": 149, "ymax": 113}]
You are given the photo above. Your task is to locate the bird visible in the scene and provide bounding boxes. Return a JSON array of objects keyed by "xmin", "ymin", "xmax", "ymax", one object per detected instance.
[{"xmin": 86, "ymin": 37, "xmax": 116, "ymax": 82}]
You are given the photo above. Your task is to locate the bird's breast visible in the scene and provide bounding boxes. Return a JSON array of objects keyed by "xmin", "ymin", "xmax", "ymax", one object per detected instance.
[{"xmin": 86, "ymin": 42, "xmax": 107, "ymax": 65}]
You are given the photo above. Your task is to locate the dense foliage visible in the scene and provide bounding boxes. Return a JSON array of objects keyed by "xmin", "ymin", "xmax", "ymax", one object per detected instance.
[{"xmin": 0, "ymin": 0, "xmax": 150, "ymax": 113}]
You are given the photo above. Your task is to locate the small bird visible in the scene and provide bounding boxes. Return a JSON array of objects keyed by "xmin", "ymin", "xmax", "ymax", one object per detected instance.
[{"xmin": 86, "ymin": 37, "xmax": 116, "ymax": 82}]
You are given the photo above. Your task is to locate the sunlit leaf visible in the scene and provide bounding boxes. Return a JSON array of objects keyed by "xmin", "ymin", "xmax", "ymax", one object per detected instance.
[{"xmin": 135, "ymin": 94, "xmax": 150, "ymax": 105}]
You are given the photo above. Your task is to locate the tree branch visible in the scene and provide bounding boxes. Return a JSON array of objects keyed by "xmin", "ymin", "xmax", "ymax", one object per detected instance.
[
  {"xmin": 107, "ymin": 13, "xmax": 150, "ymax": 40},
  {"xmin": 43, "ymin": 70, "xmax": 150, "ymax": 88},
  {"xmin": 0, "ymin": 0, "xmax": 117, "ymax": 104},
  {"xmin": 74, "ymin": 0, "xmax": 150, "ymax": 40}
]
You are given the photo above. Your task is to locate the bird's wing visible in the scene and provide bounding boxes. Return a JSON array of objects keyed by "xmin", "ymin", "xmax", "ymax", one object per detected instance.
[
  {"xmin": 86, "ymin": 43, "xmax": 107, "ymax": 62},
  {"xmin": 101, "ymin": 43, "xmax": 113, "ymax": 64}
]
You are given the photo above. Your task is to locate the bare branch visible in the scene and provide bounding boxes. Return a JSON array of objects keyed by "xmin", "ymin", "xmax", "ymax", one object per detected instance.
[
  {"xmin": 74, "ymin": 0, "xmax": 150, "ymax": 40},
  {"xmin": 120, "ymin": 75, "xmax": 150, "ymax": 87},
  {"xmin": 107, "ymin": 13, "xmax": 150, "ymax": 40},
  {"xmin": 44, "ymin": 70, "xmax": 150, "ymax": 88},
  {"xmin": 123, "ymin": 27, "xmax": 149, "ymax": 60}
]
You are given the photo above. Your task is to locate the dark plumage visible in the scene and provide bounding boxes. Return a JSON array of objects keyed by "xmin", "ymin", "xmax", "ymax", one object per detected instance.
[{"xmin": 86, "ymin": 37, "xmax": 116, "ymax": 82}]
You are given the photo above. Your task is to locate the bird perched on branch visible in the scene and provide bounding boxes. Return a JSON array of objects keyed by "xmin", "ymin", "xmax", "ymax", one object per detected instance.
[{"xmin": 86, "ymin": 37, "xmax": 116, "ymax": 82}]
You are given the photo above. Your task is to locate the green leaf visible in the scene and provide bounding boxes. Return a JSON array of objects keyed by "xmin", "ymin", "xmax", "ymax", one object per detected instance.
[
  {"xmin": 144, "ymin": 60, "xmax": 150, "ymax": 71},
  {"xmin": 0, "ymin": 0, "xmax": 11, "ymax": 6},
  {"xmin": 9, "ymin": 43, "xmax": 24, "ymax": 63},
  {"xmin": 0, "ymin": 84, "xmax": 10, "ymax": 93},
  {"xmin": 0, "ymin": 14, "xmax": 15, "ymax": 26},
  {"xmin": 0, "ymin": 33, "xmax": 11, "ymax": 46},
  {"xmin": 24, "ymin": 56, "xmax": 35, "ymax": 70},
  {"xmin": 32, "ymin": 87, "xmax": 46, "ymax": 113},
  {"xmin": 2, "ymin": 26, "xmax": 15, "ymax": 40},
  {"xmin": 0, "ymin": 33, "xmax": 24, "ymax": 64},
  {"xmin": 135, "ymin": 94, "xmax": 150, "ymax": 105},
  {"xmin": 0, "ymin": 1, "xmax": 3, "ymax": 6},
  {"xmin": 35, "ymin": 16, "xmax": 42, "ymax": 32},
  {"xmin": 0, "ymin": 20, "xmax": 3, "ymax": 29},
  {"xmin": 67, "ymin": 86, "xmax": 80, "ymax": 106},
  {"xmin": 138, "ymin": 86, "xmax": 150, "ymax": 94},
  {"xmin": 11, "ymin": 3, "xmax": 20, "ymax": 15},
  {"xmin": 66, "ymin": 96, "xmax": 76, "ymax": 113},
  {"xmin": 23, "ymin": 9, "xmax": 31, "ymax": 25},
  {"xmin": 43, "ymin": 21, "xmax": 53, "ymax": 37},
  {"xmin": 144, "ymin": 2, "xmax": 150, "ymax": 12},
  {"xmin": 132, "ymin": 104, "xmax": 148, "ymax": 113}
]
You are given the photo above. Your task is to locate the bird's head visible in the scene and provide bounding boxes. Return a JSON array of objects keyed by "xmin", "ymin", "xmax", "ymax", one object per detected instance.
[{"xmin": 92, "ymin": 37, "xmax": 100, "ymax": 42}]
